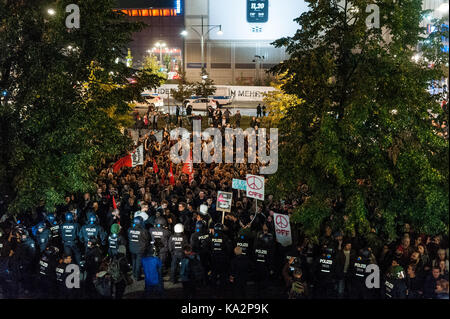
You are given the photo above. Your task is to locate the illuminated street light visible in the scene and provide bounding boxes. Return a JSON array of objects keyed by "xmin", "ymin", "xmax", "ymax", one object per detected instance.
[
  {"xmin": 181, "ymin": 30, "xmax": 188, "ymax": 36},
  {"xmin": 155, "ymin": 42, "xmax": 167, "ymax": 66},
  {"xmin": 47, "ymin": 8, "xmax": 56, "ymax": 16}
]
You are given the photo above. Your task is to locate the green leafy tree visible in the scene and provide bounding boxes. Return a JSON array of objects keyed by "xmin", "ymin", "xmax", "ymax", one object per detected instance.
[
  {"xmin": 268, "ymin": 0, "xmax": 449, "ymax": 241},
  {"xmin": 193, "ymin": 70, "xmax": 216, "ymax": 98},
  {"xmin": 171, "ymin": 69, "xmax": 194, "ymax": 104},
  {"xmin": 142, "ymin": 54, "xmax": 167, "ymax": 83},
  {"xmin": 163, "ymin": 54, "xmax": 171, "ymax": 71},
  {"xmin": 0, "ymin": 0, "xmax": 163, "ymax": 214}
]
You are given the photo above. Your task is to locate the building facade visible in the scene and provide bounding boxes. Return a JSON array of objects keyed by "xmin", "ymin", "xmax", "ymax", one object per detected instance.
[{"xmin": 116, "ymin": 0, "xmax": 449, "ymax": 85}]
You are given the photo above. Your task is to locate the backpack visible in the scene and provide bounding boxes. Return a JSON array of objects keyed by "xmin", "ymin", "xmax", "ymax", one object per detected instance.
[
  {"xmin": 107, "ymin": 256, "xmax": 125, "ymax": 283},
  {"xmin": 188, "ymin": 255, "xmax": 204, "ymax": 282}
]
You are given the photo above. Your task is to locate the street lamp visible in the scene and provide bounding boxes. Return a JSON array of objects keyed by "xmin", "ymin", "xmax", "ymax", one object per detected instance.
[
  {"xmin": 47, "ymin": 8, "xmax": 56, "ymax": 16},
  {"xmin": 181, "ymin": 16, "xmax": 222, "ymax": 73},
  {"xmin": 155, "ymin": 42, "xmax": 166, "ymax": 66}
]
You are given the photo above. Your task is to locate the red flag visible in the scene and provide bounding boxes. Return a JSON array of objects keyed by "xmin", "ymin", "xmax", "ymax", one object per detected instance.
[
  {"xmin": 169, "ymin": 163, "xmax": 175, "ymax": 185},
  {"xmin": 153, "ymin": 158, "xmax": 159, "ymax": 174},
  {"xmin": 112, "ymin": 154, "xmax": 132, "ymax": 173},
  {"xmin": 112, "ymin": 196, "xmax": 117, "ymax": 209},
  {"xmin": 182, "ymin": 152, "xmax": 194, "ymax": 183}
]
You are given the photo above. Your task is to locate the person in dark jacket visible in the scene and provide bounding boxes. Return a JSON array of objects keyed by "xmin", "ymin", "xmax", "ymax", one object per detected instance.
[
  {"xmin": 60, "ymin": 212, "xmax": 81, "ymax": 264},
  {"xmin": 423, "ymin": 266, "xmax": 443, "ymax": 299},
  {"xmin": 180, "ymin": 244, "xmax": 200, "ymax": 299},
  {"xmin": 169, "ymin": 223, "xmax": 188, "ymax": 284},
  {"xmin": 334, "ymin": 239, "xmax": 355, "ymax": 298},
  {"xmin": 110, "ymin": 245, "xmax": 130, "ymax": 299},
  {"xmin": 406, "ymin": 264, "xmax": 424, "ymax": 299},
  {"xmin": 35, "ymin": 222, "xmax": 52, "ymax": 254},
  {"xmin": 128, "ymin": 216, "xmax": 149, "ymax": 280},
  {"xmin": 108, "ymin": 223, "xmax": 126, "ymax": 257},
  {"xmin": 230, "ymin": 246, "xmax": 252, "ymax": 299}
]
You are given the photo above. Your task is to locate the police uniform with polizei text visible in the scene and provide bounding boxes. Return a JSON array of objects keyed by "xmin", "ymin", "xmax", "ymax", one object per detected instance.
[
  {"xmin": 382, "ymin": 266, "xmax": 407, "ymax": 299},
  {"xmin": 314, "ymin": 247, "xmax": 337, "ymax": 298},
  {"xmin": 253, "ymin": 232, "xmax": 275, "ymax": 297},
  {"xmin": 46, "ymin": 213, "xmax": 62, "ymax": 249},
  {"xmin": 55, "ymin": 261, "xmax": 76, "ymax": 299},
  {"xmin": 209, "ymin": 223, "xmax": 232, "ymax": 295},
  {"xmin": 108, "ymin": 233, "xmax": 126, "ymax": 257},
  {"xmin": 37, "ymin": 246, "xmax": 59, "ymax": 298},
  {"xmin": 149, "ymin": 217, "xmax": 171, "ymax": 269},
  {"xmin": 235, "ymin": 233, "xmax": 253, "ymax": 258},
  {"xmin": 349, "ymin": 249, "xmax": 372, "ymax": 299},
  {"xmin": 35, "ymin": 223, "xmax": 52, "ymax": 254},
  {"xmin": 60, "ymin": 212, "xmax": 81, "ymax": 264},
  {"xmin": 169, "ymin": 224, "xmax": 188, "ymax": 283},
  {"xmin": 79, "ymin": 214, "xmax": 107, "ymax": 252},
  {"xmin": 190, "ymin": 220, "xmax": 212, "ymax": 274},
  {"xmin": 128, "ymin": 217, "xmax": 150, "ymax": 280}
]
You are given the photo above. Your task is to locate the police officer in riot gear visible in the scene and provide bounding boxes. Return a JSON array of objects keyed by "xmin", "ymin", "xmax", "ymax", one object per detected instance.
[
  {"xmin": 108, "ymin": 223, "xmax": 125, "ymax": 257},
  {"xmin": 190, "ymin": 220, "xmax": 212, "ymax": 275},
  {"xmin": 169, "ymin": 223, "xmax": 188, "ymax": 284},
  {"xmin": 60, "ymin": 212, "xmax": 81, "ymax": 264},
  {"xmin": 45, "ymin": 213, "xmax": 62, "ymax": 248},
  {"xmin": 349, "ymin": 248, "xmax": 372, "ymax": 299},
  {"xmin": 314, "ymin": 245, "xmax": 337, "ymax": 298},
  {"xmin": 253, "ymin": 232, "xmax": 275, "ymax": 298},
  {"xmin": 383, "ymin": 265, "xmax": 407, "ymax": 299},
  {"xmin": 79, "ymin": 213, "xmax": 107, "ymax": 253},
  {"xmin": 149, "ymin": 216, "xmax": 171, "ymax": 273},
  {"xmin": 84, "ymin": 237, "xmax": 103, "ymax": 297},
  {"xmin": 198, "ymin": 204, "xmax": 212, "ymax": 228},
  {"xmin": 210, "ymin": 223, "xmax": 232, "ymax": 296},
  {"xmin": 37, "ymin": 246, "xmax": 60, "ymax": 298},
  {"xmin": 55, "ymin": 253, "xmax": 78, "ymax": 299},
  {"xmin": 128, "ymin": 216, "xmax": 149, "ymax": 280},
  {"xmin": 235, "ymin": 229, "xmax": 253, "ymax": 258},
  {"xmin": 35, "ymin": 222, "xmax": 52, "ymax": 254}
]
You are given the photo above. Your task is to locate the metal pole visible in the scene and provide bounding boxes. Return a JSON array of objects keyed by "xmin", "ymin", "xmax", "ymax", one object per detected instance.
[
  {"xmin": 201, "ymin": 35, "xmax": 205, "ymax": 73},
  {"xmin": 159, "ymin": 46, "xmax": 163, "ymax": 67},
  {"xmin": 201, "ymin": 16, "xmax": 205, "ymax": 73}
]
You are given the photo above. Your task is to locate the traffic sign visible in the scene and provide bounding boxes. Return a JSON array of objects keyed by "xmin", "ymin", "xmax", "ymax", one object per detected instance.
[
  {"xmin": 232, "ymin": 179, "xmax": 247, "ymax": 191},
  {"xmin": 216, "ymin": 191, "xmax": 233, "ymax": 213},
  {"xmin": 246, "ymin": 174, "xmax": 265, "ymax": 200},
  {"xmin": 273, "ymin": 213, "xmax": 292, "ymax": 247}
]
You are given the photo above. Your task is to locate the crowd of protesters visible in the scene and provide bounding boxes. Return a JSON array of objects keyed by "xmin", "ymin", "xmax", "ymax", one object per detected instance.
[{"xmin": 0, "ymin": 107, "xmax": 448, "ymax": 300}]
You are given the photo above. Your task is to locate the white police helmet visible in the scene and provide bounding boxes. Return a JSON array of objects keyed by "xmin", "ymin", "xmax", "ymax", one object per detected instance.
[
  {"xmin": 174, "ymin": 223, "xmax": 184, "ymax": 233},
  {"xmin": 199, "ymin": 204, "xmax": 208, "ymax": 216}
]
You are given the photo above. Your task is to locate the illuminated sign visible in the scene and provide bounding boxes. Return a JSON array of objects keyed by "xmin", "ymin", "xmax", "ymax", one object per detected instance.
[
  {"xmin": 176, "ymin": 0, "xmax": 182, "ymax": 14},
  {"xmin": 209, "ymin": 0, "xmax": 308, "ymax": 40},
  {"xmin": 247, "ymin": 0, "xmax": 268, "ymax": 23}
]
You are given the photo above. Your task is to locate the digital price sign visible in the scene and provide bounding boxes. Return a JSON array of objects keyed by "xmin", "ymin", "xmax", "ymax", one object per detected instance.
[{"xmin": 247, "ymin": 0, "xmax": 268, "ymax": 23}]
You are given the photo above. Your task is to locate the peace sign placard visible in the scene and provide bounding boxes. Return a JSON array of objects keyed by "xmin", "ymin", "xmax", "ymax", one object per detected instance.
[{"xmin": 246, "ymin": 174, "xmax": 265, "ymax": 200}]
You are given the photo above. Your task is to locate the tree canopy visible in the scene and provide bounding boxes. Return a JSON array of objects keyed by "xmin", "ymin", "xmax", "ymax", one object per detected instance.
[
  {"xmin": 0, "ymin": 0, "xmax": 163, "ymax": 213},
  {"xmin": 268, "ymin": 0, "xmax": 449, "ymax": 241}
]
